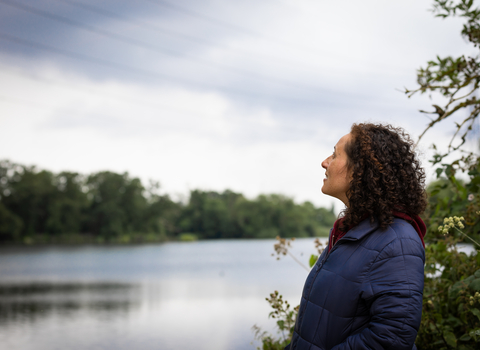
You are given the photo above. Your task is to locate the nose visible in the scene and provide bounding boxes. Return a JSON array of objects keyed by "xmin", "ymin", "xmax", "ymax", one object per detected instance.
[{"xmin": 321, "ymin": 156, "xmax": 330, "ymax": 169}]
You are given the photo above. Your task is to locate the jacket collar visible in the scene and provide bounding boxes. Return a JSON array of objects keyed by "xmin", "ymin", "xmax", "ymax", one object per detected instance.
[{"xmin": 340, "ymin": 217, "xmax": 379, "ymax": 241}]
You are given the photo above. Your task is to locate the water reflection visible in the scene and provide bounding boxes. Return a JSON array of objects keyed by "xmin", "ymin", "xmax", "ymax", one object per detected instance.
[
  {"xmin": 0, "ymin": 282, "xmax": 140, "ymax": 325},
  {"xmin": 0, "ymin": 239, "xmax": 321, "ymax": 350}
]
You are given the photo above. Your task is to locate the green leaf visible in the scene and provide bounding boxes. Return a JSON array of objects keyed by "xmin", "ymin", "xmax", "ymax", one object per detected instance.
[
  {"xmin": 457, "ymin": 345, "xmax": 474, "ymax": 350},
  {"xmin": 436, "ymin": 167, "xmax": 444, "ymax": 178},
  {"xmin": 468, "ymin": 329, "xmax": 480, "ymax": 342},
  {"xmin": 471, "ymin": 308, "xmax": 480, "ymax": 321},
  {"xmin": 444, "ymin": 330, "xmax": 457, "ymax": 348},
  {"xmin": 474, "ymin": 269, "xmax": 480, "ymax": 278},
  {"xmin": 309, "ymin": 254, "xmax": 318, "ymax": 268},
  {"xmin": 459, "ymin": 333, "xmax": 471, "ymax": 341},
  {"xmin": 450, "ymin": 280, "xmax": 467, "ymax": 299},
  {"xmin": 447, "ymin": 315, "xmax": 463, "ymax": 328},
  {"xmin": 469, "ymin": 278, "xmax": 480, "ymax": 291},
  {"xmin": 434, "ymin": 312, "xmax": 444, "ymax": 323}
]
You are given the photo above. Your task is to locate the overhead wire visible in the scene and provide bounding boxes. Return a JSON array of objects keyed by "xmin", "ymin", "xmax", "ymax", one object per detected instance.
[
  {"xmin": 0, "ymin": 0, "xmax": 326, "ymax": 92},
  {"xmin": 0, "ymin": 33, "xmax": 333, "ymax": 103},
  {"xmin": 51, "ymin": 0, "xmax": 322, "ymax": 73},
  {"xmin": 53, "ymin": 0, "xmax": 406, "ymax": 79},
  {"xmin": 141, "ymin": 0, "xmax": 324, "ymax": 56},
  {"xmin": 0, "ymin": 0, "xmax": 400, "ymax": 108},
  {"xmin": 142, "ymin": 0, "xmax": 414, "ymax": 73}
]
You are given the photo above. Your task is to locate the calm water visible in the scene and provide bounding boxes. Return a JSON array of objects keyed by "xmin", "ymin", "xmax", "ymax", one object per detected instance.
[{"xmin": 0, "ymin": 238, "xmax": 325, "ymax": 350}]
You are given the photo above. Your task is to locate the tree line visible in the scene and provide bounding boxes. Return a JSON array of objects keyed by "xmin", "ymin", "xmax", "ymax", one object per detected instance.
[{"xmin": 0, "ymin": 160, "xmax": 336, "ymax": 244}]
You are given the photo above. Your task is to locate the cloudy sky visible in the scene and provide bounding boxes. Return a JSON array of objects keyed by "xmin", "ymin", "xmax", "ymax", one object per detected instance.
[{"xmin": 0, "ymin": 0, "xmax": 476, "ymax": 211}]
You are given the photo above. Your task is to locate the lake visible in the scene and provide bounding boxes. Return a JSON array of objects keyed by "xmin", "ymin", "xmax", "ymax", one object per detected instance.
[{"xmin": 0, "ymin": 238, "xmax": 325, "ymax": 350}]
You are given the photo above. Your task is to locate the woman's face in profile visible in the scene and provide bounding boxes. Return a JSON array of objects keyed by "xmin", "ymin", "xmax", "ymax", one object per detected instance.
[{"xmin": 321, "ymin": 133, "xmax": 352, "ymax": 206}]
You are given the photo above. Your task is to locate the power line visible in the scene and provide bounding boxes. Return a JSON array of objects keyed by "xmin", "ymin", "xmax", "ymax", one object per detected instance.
[
  {"xmin": 0, "ymin": 0, "xmax": 324, "ymax": 92},
  {"xmin": 0, "ymin": 33, "xmax": 180, "ymax": 82},
  {"xmin": 144, "ymin": 0, "xmax": 414, "ymax": 75},
  {"xmin": 51, "ymin": 0, "xmax": 318, "ymax": 72},
  {"xmin": 0, "ymin": 32, "xmax": 328, "ymax": 102},
  {"xmin": 52, "ymin": 0, "xmax": 405, "ymax": 80},
  {"xmin": 142, "ymin": 0, "xmax": 322, "ymax": 55},
  {"xmin": 146, "ymin": 0, "xmax": 270, "ymax": 37}
]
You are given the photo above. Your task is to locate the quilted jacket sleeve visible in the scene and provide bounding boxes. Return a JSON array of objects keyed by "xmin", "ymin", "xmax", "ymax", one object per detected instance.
[{"xmin": 331, "ymin": 237, "xmax": 424, "ymax": 350}]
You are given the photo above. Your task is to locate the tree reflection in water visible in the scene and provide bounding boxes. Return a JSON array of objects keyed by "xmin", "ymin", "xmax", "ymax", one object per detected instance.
[{"xmin": 0, "ymin": 282, "xmax": 140, "ymax": 324}]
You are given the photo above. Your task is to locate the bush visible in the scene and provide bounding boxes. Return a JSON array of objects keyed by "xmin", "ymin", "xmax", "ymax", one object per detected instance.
[{"xmin": 418, "ymin": 235, "xmax": 480, "ymax": 349}]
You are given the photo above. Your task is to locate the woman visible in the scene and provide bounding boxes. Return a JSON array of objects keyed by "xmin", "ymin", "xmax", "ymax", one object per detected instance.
[{"xmin": 286, "ymin": 123, "xmax": 427, "ymax": 350}]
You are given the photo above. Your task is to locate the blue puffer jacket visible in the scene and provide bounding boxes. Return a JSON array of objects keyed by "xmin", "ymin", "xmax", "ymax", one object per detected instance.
[{"xmin": 287, "ymin": 217, "xmax": 425, "ymax": 350}]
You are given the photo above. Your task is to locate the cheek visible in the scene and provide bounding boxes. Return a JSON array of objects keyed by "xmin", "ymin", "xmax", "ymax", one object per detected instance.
[{"xmin": 340, "ymin": 169, "xmax": 352, "ymax": 188}]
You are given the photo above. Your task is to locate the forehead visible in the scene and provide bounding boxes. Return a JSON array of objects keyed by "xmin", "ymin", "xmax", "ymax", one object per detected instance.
[{"xmin": 335, "ymin": 133, "xmax": 352, "ymax": 150}]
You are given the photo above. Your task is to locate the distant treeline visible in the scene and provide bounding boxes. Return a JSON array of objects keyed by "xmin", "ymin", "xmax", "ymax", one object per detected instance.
[{"xmin": 0, "ymin": 160, "xmax": 336, "ymax": 244}]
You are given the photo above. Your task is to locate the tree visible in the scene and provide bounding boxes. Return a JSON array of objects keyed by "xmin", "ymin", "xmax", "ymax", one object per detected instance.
[
  {"xmin": 85, "ymin": 171, "xmax": 149, "ymax": 238},
  {"xmin": 404, "ymin": 1, "xmax": 480, "ymax": 348},
  {"xmin": 406, "ymin": 0, "xmax": 480, "ymax": 163},
  {"xmin": 0, "ymin": 161, "xmax": 57, "ymax": 237},
  {"xmin": 46, "ymin": 172, "xmax": 89, "ymax": 234},
  {"xmin": 0, "ymin": 202, "xmax": 23, "ymax": 241},
  {"xmin": 143, "ymin": 181, "xmax": 181, "ymax": 238}
]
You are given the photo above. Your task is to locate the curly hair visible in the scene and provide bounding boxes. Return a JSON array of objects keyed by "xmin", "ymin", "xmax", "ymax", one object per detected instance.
[{"xmin": 341, "ymin": 123, "xmax": 427, "ymax": 231}]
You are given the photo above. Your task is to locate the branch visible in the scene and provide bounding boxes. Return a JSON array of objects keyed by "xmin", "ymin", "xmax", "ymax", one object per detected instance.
[
  {"xmin": 417, "ymin": 98, "xmax": 480, "ymax": 143},
  {"xmin": 448, "ymin": 104, "xmax": 480, "ymax": 151}
]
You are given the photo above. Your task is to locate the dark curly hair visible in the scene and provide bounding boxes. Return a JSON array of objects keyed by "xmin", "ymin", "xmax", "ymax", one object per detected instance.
[{"xmin": 341, "ymin": 123, "xmax": 427, "ymax": 231}]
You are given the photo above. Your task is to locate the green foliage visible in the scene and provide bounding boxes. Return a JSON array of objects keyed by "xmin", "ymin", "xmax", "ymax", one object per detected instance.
[
  {"xmin": 0, "ymin": 160, "xmax": 334, "ymax": 243},
  {"xmin": 418, "ymin": 150, "xmax": 480, "ymax": 350},
  {"xmin": 0, "ymin": 161, "xmax": 59, "ymax": 237},
  {"xmin": 425, "ymin": 156, "xmax": 480, "ymax": 244},
  {"xmin": 0, "ymin": 160, "xmax": 180, "ymax": 243},
  {"xmin": 252, "ymin": 291, "xmax": 298, "ymax": 350},
  {"xmin": 48, "ymin": 172, "xmax": 89, "ymax": 234},
  {"xmin": 0, "ymin": 201, "xmax": 23, "ymax": 241},
  {"xmin": 178, "ymin": 233, "xmax": 198, "ymax": 242},
  {"xmin": 86, "ymin": 171, "xmax": 148, "ymax": 237},
  {"xmin": 254, "ymin": 237, "xmax": 325, "ymax": 348},
  {"xmin": 406, "ymin": 0, "xmax": 480, "ymax": 158},
  {"xmin": 179, "ymin": 190, "xmax": 334, "ymax": 240},
  {"xmin": 413, "ymin": 153, "xmax": 480, "ymax": 350},
  {"xmin": 418, "ymin": 237, "xmax": 480, "ymax": 349},
  {"xmin": 405, "ymin": 2, "xmax": 480, "ymax": 346}
]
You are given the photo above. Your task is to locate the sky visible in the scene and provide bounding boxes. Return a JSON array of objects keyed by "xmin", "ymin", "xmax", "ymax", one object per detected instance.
[{"xmin": 0, "ymin": 0, "xmax": 477, "ymax": 211}]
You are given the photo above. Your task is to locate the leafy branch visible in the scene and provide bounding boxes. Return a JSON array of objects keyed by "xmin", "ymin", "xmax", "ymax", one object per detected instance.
[{"xmin": 405, "ymin": 0, "xmax": 480, "ymax": 163}]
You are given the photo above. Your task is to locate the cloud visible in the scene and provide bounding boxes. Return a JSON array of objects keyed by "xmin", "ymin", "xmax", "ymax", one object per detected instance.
[
  {"xmin": 0, "ymin": 63, "xmax": 335, "ymax": 205},
  {"xmin": 0, "ymin": 0, "xmax": 476, "ymax": 210}
]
